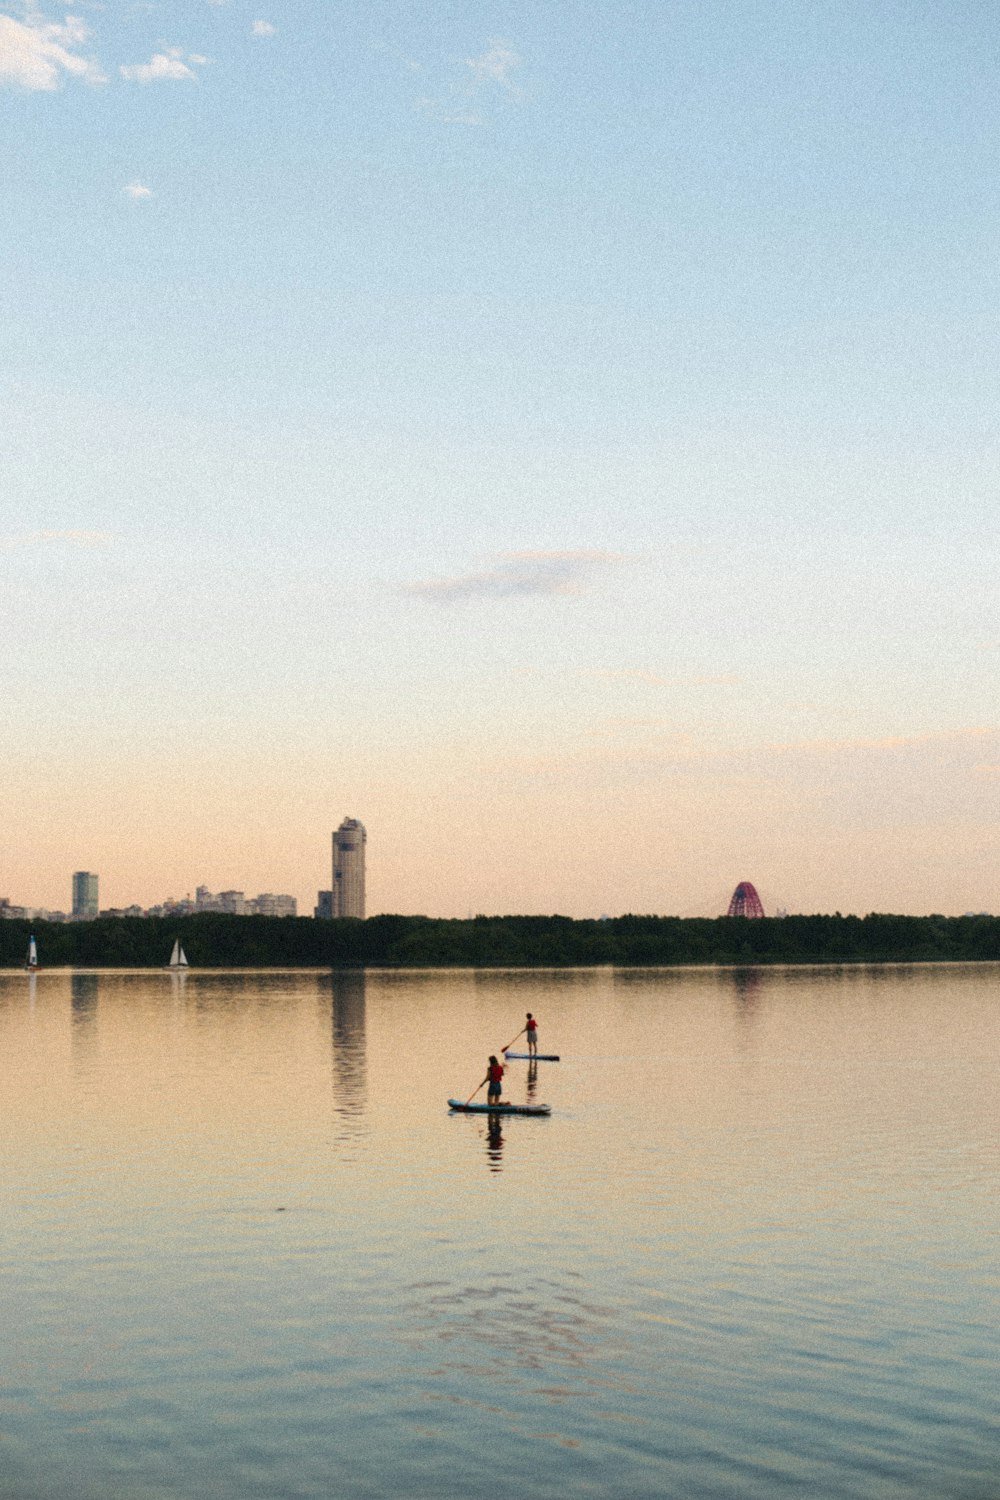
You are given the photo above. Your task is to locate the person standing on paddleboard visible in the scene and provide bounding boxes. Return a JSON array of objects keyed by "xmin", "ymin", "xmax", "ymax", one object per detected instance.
[
  {"xmin": 525, "ymin": 1012, "xmax": 538, "ymax": 1057},
  {"xmin": 486, "ymin": 1055, "xmax": 505, "ymax": 1106}
]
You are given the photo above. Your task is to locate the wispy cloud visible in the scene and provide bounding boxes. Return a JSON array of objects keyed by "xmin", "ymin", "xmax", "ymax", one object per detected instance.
[
  {"xmin": 123, "ymin": 180, "xmax": 153, "ymax": 199},
  {"xmin": 120, "ymin": 48, "xmax": 206, "ymax": 83},
  {"xmin": 413, "ymin": 35, "xmax": 524, "ymax": 125},
  {"xmin": 404, "ymin": 550, "xmax": 629, "ymax": 603},
  {"xmin": 1, "ymin": 529, "xmax": 115, "ymax": 553},
  {"xmin": 466, "ymin": 38, "xmax": 521, "ymax": 92},
  {"xmin": 0, "ymin": 11, "xmax": 104, "ymax": 90},
  {"xmin": 251, "ymin": 19, "xmax": 275, "ymax": 37}
]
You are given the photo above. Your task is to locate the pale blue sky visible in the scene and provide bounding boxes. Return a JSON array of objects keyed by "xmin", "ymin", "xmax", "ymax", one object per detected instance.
[{"xmin": 3, "ymin": 1, "xmax": 999, "ymax": 915}]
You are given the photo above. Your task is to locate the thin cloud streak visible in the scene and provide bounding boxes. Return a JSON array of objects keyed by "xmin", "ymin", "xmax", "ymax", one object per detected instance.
[
  {"xmin": 582, "ymin": 669, "xmax": 741, "ymax": 688},
  {"xmin": 403, "ymin": 550, "xmax": 629, "ymax": 602},
  {"xmin": 510, "ymin": 724, "xmax": 996, "ymax": 774},
  {"xmin": 0, "ymin": 529, "xmax": 115, "ymax": 553}
]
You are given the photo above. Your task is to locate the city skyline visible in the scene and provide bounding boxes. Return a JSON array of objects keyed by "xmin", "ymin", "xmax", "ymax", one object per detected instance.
[{"xmin": 4, "ymin": 4, "xmax": 999, "ymax": 917}]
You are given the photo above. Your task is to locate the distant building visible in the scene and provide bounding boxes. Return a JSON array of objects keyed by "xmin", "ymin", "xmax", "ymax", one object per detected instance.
[
  {"xmin": 72, "ymin": 871, "xmax": 99, "ymax": 920},
  {"xmin": 315, "ymin": 890, "xmax": 333, "ymax": 920},
  {"xmin": 332, "ymin": 818, "xmax": 366, "ymax": 918},
  {"xmin": 249, "ymin": 893, "xmax": 297, "ymax": 917},
  {"xmin": 193, "ymin": 886, "xmax": 249, "ymax": 914}
]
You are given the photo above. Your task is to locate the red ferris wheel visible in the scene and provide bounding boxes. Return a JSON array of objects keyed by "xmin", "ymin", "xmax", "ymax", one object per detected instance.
[{"xmin": 727, "ymin": 881, "xmax": 765, "ymax": 919}]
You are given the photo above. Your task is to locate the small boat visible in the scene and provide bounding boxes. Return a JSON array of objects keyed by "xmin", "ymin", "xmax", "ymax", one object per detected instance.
[
  {"xmin": 24, "ymin": 935, "xmax": 38, "ymax": 972},
  {"xmin": 448, "ymin": 1099, "xmax": 551, "ymax": 1116},
  {"xmin": 503, "ymin": 1051, "xmax": 560, "ymax": 1061},
  {"xmin": 164, "ymin": 939, "xmax": 189, "ymax": 971}
]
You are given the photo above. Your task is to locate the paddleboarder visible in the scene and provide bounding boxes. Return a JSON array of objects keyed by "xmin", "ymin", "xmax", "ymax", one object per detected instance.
[
  {"xmin": 486, "ymin": 1054, "xmax": 505, "ymax": 1106},
  {"xmin": 504, "ymin": 1012, "xmax": 540, "ymax": 1057}
]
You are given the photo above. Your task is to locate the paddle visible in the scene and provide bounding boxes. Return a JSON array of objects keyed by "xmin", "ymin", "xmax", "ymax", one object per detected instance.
[
  {"xmin": 464, "ymin": 1075, "xmax": 488, "ymax": 1107},
  {"xmin": 500, "ymin": 1026, "xmax": 525, "ymax": 1053}
]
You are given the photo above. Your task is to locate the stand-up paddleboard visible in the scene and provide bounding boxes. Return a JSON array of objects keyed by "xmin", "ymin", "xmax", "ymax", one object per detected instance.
[
  {"xmin": 503, "ymin": 1051, "xmax": 560, "ymax": 1061},
  {"xmin": 448, "ymin": 1099, "xmax": 551, "ymax": 1116}
]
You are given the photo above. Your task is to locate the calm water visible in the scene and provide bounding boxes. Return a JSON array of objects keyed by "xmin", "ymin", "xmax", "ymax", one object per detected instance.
[{"xmin": 1, "ymin": 964, "xmax": 998, "ymax": 1499}]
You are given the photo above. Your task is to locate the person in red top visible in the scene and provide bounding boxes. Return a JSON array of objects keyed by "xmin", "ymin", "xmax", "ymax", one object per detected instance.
[
  {"xmin": 486, "ymin": 1055, "xmax": 504, "ymax": 1105},
  {"xmin": 525, "ymin": 1012, "xmax": 538, "ymax": 1057}
]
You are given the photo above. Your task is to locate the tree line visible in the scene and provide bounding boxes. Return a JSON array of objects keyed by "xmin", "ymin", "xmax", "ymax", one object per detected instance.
[{"xmin": 3, "ymin": 911, "xmax": 1000, "ymax": 969}]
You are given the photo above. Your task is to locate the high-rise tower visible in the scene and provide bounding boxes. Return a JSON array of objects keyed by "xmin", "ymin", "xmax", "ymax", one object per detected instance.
[
  {"xmin": 332, "ymin": 818, "xmax": 366, "ymax": 918},
  {"xmin": 72, "ymin": 871, "xmax": 99, "ymax": 920}
]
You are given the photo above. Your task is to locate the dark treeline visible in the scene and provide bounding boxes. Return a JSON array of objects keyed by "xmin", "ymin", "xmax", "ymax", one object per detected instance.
[{"xmin": 3, "ymin": 912, "xmax": 1000, "ymax": 969}]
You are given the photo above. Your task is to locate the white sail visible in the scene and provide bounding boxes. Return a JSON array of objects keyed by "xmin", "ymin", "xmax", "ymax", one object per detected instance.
[
  {"xmin": 26, "ymin": 936, "xmax": 37, "ymax": 970},
  {"xmin": 169, "ymin": 939, "xmax": 180, "ymax": 967},
  {"xmin": 177, "ymin": 945, "xmax": 189, "ymax": 968}
]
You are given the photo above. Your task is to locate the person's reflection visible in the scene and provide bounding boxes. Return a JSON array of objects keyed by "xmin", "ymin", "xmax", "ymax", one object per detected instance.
[
  {"xmin": 485, "ymin": 1111, "xmax": 504, "ymax": 1172},
  {"xmin": 526, "ymin": 1058, "xmax": 539, "ymax": 1102},
  {"xmin": 328, "ymin": 970, "xmax": 367, "ymax": 1128}
]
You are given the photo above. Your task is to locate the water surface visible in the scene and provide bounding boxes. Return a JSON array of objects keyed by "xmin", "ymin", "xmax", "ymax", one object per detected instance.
[{"xmin": 1, "ymin": 964, "xmax": 998, "ymax": 1498}]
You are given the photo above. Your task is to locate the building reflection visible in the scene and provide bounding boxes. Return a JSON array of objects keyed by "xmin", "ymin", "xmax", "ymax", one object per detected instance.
[
  {"xmin": 327, "ymin": 970, "xmax": 367, "ymax": 1130},
  {"xmin": 730, "ymin": 966, "xmax": 763, "ymax": 1015},
  {"xmin": 71, "ymin": 972, "xmax": 99, "ymax": 1026},
  {"xmin": 70, "ymin": 972, "xmax": 99, "ymax": 1069}
]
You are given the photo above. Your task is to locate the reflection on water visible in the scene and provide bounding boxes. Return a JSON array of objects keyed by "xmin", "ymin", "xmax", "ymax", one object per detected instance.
[
  {"xmin": 0, "ymin": 963, "xmax": 998, "ymax": 1500},
  {"xmin": 729, "ymin": 964, "xmax": 762, "ymax": 1011},
  {"xmin": 485, "ymin": 1112, "xmax": 504, "ymax": 1171},
  {"xmin": 70, "ymin": 971, "xmax": 99, "ymax": 1072},
  {"xmin": 70, "ymin": 971, "xmax": 99, "ymax": 1023},
  {"xmin": 326, "ymin": 969, "xmax": 367, "ymax": 1135}
]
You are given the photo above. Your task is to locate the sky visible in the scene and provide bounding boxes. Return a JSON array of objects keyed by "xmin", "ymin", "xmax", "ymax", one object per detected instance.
[{"xmin": 2, "ymin": 0, "xmax": 999, "ymax": 918}]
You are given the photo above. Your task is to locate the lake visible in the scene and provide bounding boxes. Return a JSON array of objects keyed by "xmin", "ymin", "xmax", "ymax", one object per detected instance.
[{"xmin": 1, "ymin": 964, "xmax": 998, "ymax": 1499}]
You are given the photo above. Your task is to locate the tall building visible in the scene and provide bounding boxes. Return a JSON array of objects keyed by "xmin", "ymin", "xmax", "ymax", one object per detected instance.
[
  {"xmin": 72, "ymin": 871, "xmax": 99, "ymax": 920},
  {"xmin": 332, "ymin": 818, "xmax": 366, "ymax": 918}
]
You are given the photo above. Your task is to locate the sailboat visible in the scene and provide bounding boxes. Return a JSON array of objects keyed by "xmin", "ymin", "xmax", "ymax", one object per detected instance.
[
  {"xmin": 24, "ymin": 935, "xmax": 38, "ymax": 972},
  {"xmin": 165, "ymin": 939, "xmax": 189, "ymax": 972}
]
